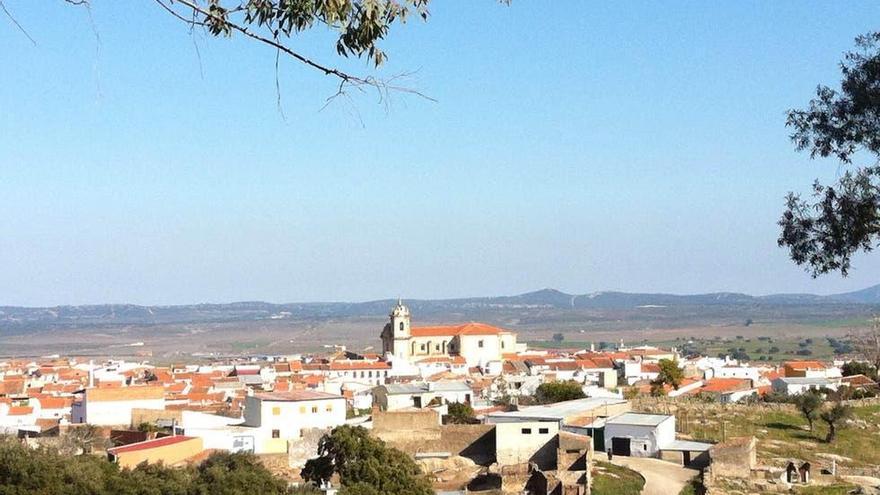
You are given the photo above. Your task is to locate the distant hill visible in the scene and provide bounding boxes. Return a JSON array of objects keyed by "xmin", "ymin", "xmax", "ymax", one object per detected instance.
[{"xmin": 0, "ymin": 284, "xmax": 877, "ymax": 331}]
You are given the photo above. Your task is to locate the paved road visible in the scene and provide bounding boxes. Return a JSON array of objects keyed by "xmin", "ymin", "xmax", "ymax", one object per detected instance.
[{"xmin": 609, "ymin": 456, "xmax": 699, "ymax": 495}]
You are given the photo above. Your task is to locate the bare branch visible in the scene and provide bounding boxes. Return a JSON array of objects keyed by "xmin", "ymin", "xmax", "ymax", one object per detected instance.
[{"xmin": 1, "ymin": 0, "xmax": 36, "ymax": 46}]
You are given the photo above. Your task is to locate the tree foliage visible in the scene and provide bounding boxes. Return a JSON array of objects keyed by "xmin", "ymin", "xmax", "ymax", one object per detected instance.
[
  {"xmin": 301, "ymin": 425, "xmax": 432, "ymax": 495},
  {"xmin": 444, "ymin": 401, "xmax": 476, "ymax": 424},
  {"xmin": 534, "ymin": 380, "xmax": 586, "ymax": 404},
  {"xmin": 779, "ymin": 32, "xmax": 880, "ymax": 276},
  {"xmin": 794, "ymin": 391, "xmax": 823, "ymax": 432},
  {"xmin": 841, "ymin": 359, "xmax": 879, "ymax": 381},
  {"xmin": 820, "ymin": 402, "xmax": 853, "ymax": 443},
  {"xmin": 653, "ymin": 359, "xmax": 684, "ymax": 390},
  {"xmin": 0, "ymin": 438, "xmax": 293, "ymax": 495}
]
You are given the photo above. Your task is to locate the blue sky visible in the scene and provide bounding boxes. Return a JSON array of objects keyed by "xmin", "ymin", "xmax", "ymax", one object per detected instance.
[{"xmin": 1, "ymin": 1, "xmax": 879, "ymax": 306}]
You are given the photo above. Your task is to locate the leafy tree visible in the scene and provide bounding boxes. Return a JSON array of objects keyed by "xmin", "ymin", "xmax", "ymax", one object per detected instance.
[
  {"xmin": 301, "ymin": 425, "xmax": 432, "ymax": 495},
  {"xmin": 38, "ymin": 0, "xmax": 507, "ymax": 104},
  {"xmin": 841, "ymin": 360, "xmax": 879, "ymax": 381},
  {"xmin": 779, "ymin": 32, "xmax": 880, "ymax": 276},
  {"xmin": 820, "ymin": 402, "xmax": 853, "ymax": 443},
  {"xmin": 533, "ymin": 381, "xmax": 586, "ymax": 404},
  {"xmin": 192, "ymin": 452, "xmax": 290, "ymax": 495},
  {"xmin": 444, "ymin": 402, "xmax": 475, "ymax": 424},
  {"xmin": 552, "ymin": 333, "xmax": 565, "ymax": 344},
  {"xmin": 653, "ymin": 359, "xmax": 684, "ymax": 390},
  {"xmin": 768, "ymin": 346, "xmax": 780, "ymax": 354},
  {"xmin": 794, "ymin": 391, "xmax": 823, "ymax": 432}
]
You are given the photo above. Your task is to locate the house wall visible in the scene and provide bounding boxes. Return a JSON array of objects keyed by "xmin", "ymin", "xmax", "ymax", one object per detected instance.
[
  {"xmin": 459, "ymin": 334, "xmax": 502, "ymax": 366},
  {"xmin": 81, "ymin": 398, "xmax": 165, "ymax": 426},
  {"xmin": 243, "ymin": 396, "xmax": 346, "ymax": 449},
  {"xmin": 114, "ymin": 437, "xmax": 203, "ymax": 469},
  {"xmin": 495, "ymin": 421, "xmax": 560, "ymax": 470},
  {"xmin": 604, "ymin": 416, "xmax": 675, "ymax": 458}
]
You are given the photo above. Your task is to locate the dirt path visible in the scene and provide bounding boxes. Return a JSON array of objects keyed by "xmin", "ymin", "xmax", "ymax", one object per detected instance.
[{"xmin": 610, "ymin": 456, "xmax": 698, "ymax": 495}]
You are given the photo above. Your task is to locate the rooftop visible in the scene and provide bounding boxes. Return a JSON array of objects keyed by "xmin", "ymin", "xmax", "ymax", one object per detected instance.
[
  {"xmin": 605, "ymin": 412, "xmax": 672, "ymax": 427},
  {"xmin": 253, "ymin": 390, "xmax": 341, "ymax": 402},
  {"xmin": 410, "ymin": 322, "xmax": 505, "ymax": 337},
  {"xmin": 108, "ymin": 435, "xmax": 196, "ymax": 455},
  {"xmin": 486, "ymin": 397, "xmax": 627, "ymax": 422}
]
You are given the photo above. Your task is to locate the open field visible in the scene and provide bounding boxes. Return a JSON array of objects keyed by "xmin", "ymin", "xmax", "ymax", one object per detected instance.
[
  {"xmin": 636, "ymin": 399, "xmax": 880, "ymax": 470},
  {"xmin": 0, "ymin": 303, "xmax": 876, "ymax": 361}
]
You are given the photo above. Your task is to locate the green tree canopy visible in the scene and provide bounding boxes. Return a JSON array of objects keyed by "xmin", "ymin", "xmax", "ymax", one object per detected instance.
[
  {"xmin": 653, "ymin": 359, "xmax": 684, "ymax": 390},
  {"xmin": 301, "ymin": 425, "xmax": 433, "ymax": 495},
  {"xmin": 820, "ymin": 402, "xmax": 853, "ymax": 443},
  {"xmin": 444, "ymin": 401, "xmax": 476, "ymax": 424},
  {"xmin": 534, "ymin": 380, "xmax": 586, "ymax": 404},
  {"xmin": 780, "ymin": 32, "xmax": 880, "ymax": 276},
  {"xmin": 841, "ymin": 360, "xmax": 878, "ymax": 381},
  {"xmin": 794, "ymin": 391, "xmax": 823, "ymax": 432}
]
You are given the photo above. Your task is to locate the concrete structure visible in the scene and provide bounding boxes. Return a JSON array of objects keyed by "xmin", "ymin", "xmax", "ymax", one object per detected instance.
[
  {"xmin": 709, "ymin": 436, "xmax": 756, "ymax": 480},
  {"xmin": 784, "ymin": 361, "xmax": 839, "ymax": 379},
  {"xmin": 495, "ymin": 421, "xmax": 560, "ymax": 469},
  {"xmin": 373, "ymin": 381, "xmax": 473, "ymax": 410},
  {"xmin": 380, "ymin": 300, "xmax": 525, "ymax": 366},
  {"xmin": 243, "ymin": 390, "xmax": 346, "ymax": 454},
  {"xmin": 604, "ymin": 413, "xmax": 676, "ymax": 458},
  {"xmin": 771, "ymin": 377, "xmax": 839, "ymax": 395},
  {"xmin": 71, "ymin": 386, "xmax": 165, "ymax": 426},
  {"xmin": 108, "ymin": 435, "xmax": 203, "ymax": 469}
]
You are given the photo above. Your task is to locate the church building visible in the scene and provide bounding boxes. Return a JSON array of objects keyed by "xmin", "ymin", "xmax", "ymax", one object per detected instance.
[{"xmin": 380, "ymin": 300, "xmax": 524, "ymax": 366}]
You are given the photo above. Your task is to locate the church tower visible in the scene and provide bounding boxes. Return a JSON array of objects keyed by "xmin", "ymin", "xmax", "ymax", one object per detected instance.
[{"xmin": 389, "ymin": 299, "xmax": 411, "ymax": 359}]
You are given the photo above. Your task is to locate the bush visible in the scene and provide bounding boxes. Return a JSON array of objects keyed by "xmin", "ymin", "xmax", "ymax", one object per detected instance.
[
  {"xmin": 0, "ymin": 438, "xmax": 293, "ymax": 495},
  {"xmin": 534, "ymin": 381, "xmax": 586, "ymax": 404}
]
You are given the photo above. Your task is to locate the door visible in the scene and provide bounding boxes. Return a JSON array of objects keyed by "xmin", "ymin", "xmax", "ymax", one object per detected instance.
[
  {"xmin": 611, "ymin": 437, "xmax": 631, "ymax": 456},
  {"xmin": 683, "ymin": 451, "xmax": 691, "ymax": 466}
]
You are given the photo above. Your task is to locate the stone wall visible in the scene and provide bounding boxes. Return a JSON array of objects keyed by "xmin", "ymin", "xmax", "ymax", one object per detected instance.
[
  {"xmin": 709, "ymin": 436, "xmax": 756, "ymax": 479},
  {"xmin": 372, "ymin": 408, "xmax": 441, "ymax": 442},
  {"xmin": 131, "ymin": 408, "xmax": 183, "ymax": 427},
  {"xmin": 287, "ymin": 428, "xmax": 325, "ymax": 468}
]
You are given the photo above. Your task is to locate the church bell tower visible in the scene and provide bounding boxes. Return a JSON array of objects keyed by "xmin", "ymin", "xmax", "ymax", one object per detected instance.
[{"xmin": 390, "ymin": 299, "xmax": 411, "ymax": 359}]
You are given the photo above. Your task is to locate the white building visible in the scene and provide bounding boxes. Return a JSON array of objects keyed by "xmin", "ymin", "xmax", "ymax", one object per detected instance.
[
  {"xmin": 71, "ymin": 386, "xmax": 165, "ymax": 426},
  {"xmin": 373, "ymin": 381, "xmax": 473, "ymax": 411},
  {"xmin": 380, "ymin": 300, "xmax": 525, "ymax": 366},
  {"xmin": 604, "ymin": 413, "xmax": 676, "ymax": 458},
  {"xmin": 243, "ymin": 390, "xmax": 346, "ymax": 454},
  {"xmin": 771, "ymin": 377, "xmax": 840, "ymax": 395}
]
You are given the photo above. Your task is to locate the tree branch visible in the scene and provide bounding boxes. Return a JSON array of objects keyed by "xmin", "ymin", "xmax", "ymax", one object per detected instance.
[{"xmin": 1, "ymin": 0, "xmax": 36, "ymax": 46}]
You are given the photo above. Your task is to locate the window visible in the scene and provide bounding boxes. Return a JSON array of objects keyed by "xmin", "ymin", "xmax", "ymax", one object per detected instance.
[
  {"xmin": 478, "ymin": 340, "xmax": 484, "ymax": 348},
  {"xmin": 326, "ymin": 404, "xmax": 333, "ymax": 412},
  {"xmin": 643, "ymin": 444, "xmax": 647, "ymax": 451},
  {"xmin": 272, "ymin": 407, "xmax": 281, "ymax": 416},
  {"xmin": 271, "ymin": 429, "xmax": 280, "ymax": 439},
  {"xmin": 502, "ymin": 341, "xmax": 505, "ymax": 349},
  {"xmin": 299, "ymin": 406, "xmax": 306, "ymax": 414},
  {"xmin": 399, "ymin": 322, "xmax": 404, "ymax": 331},
  {"xmin": 421, "ymin": 344, "xmax": 426, "ymax": 351},
  {"xmin": 435, "ymin": 344, "xmax": 440, "ymax": 351},
  {"xmin": 312, "ymin": 406, "xmax": 318, "ymax": 413},
  {"xmin": 368, "ymin": 371, "xmax": 373, "ymax": 378},
  {"xmin": 539, "ymin": 428, "xmax": 549, "ymax": 434},
  {"xmin": 521, "ymin": 428, "xmax": 532, "ymax": 434}
]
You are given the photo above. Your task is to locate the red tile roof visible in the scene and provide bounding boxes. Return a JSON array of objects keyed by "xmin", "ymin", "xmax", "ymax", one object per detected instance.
[
  {"xmin": 108, "ymin": 435, "xmax": 196, "ymax": 455},
  {"xmin": 785, "ymin": 361, "xmax": 827, "ymax": 371},
  {"xmin": 700, "ymin": 378, "xmax": 752, "ymax": 393},
  {"xmin": 410, "ymin": 322, "xmax": 504, "ymax": 337}
]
